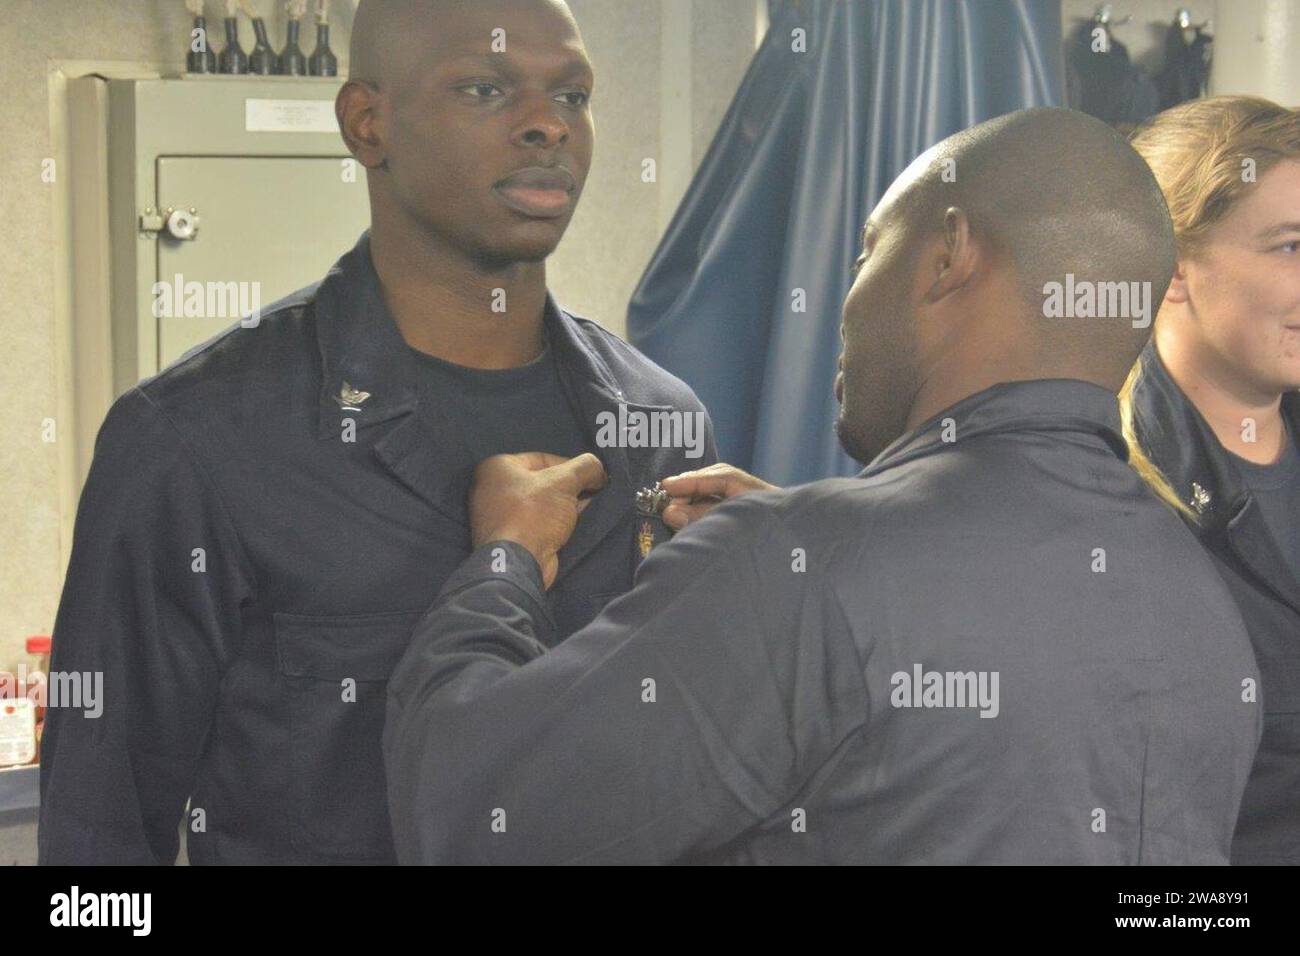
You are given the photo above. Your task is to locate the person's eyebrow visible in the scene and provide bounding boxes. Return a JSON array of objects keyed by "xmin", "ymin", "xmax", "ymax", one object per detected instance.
[
  {"xmin": 1257, "ymin": 221, "xmax": 1300, "ymax": 241},
  {"xmin": 437, "ymin": 51, "xmax": 593, "ymax": 81}
]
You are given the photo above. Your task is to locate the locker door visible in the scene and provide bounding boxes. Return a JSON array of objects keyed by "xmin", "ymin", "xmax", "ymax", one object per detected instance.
[{"xmin": 155, "ymin": 156, "xmax": 369, "ymax": 369}]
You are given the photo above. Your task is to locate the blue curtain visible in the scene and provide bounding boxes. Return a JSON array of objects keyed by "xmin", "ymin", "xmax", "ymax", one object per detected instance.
[{"xmin": 627, "ymin": 0, "xmax": 1064, "ymax": 485}]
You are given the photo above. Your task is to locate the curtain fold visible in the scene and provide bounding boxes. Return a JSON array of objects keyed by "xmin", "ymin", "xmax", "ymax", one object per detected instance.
[{"xmin": 628, "ymin": 0, "xmax": 1064, "ymax": 484}]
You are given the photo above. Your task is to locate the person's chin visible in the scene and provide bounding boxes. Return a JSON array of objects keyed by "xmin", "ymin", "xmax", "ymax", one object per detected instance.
[
  {"xmin": 1257, "ymin": 358, "xmax": 1300, "ymax": 393},
  {"xmin": 835, "ymin": 414, "xmax": 876, "ymax": 466},
  {"xmin": 474, "ymin": 231, "xmax": 563, "ymax": 267},
  {"xmin": 502, "ymin": 219, "xmax": 572, "ymax": 260}
]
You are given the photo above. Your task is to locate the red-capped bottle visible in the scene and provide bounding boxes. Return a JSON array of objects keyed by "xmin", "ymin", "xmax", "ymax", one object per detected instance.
[{"xmin": 25, "ymin": 635, "xmax": 51, "ymax": 763}]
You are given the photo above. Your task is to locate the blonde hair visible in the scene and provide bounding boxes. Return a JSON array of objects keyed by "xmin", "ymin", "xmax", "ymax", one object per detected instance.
[
  {"xmin": 1118, "ymin": 361, "xmax": 1196, "ymax": 519},
  {"xmin": 1130, "ymin": 96, "xmax": 1300, "ymax": 258},
  {"xmin": 1118, "ymin": 96, "xmax": 1300, "ymax": 520}
]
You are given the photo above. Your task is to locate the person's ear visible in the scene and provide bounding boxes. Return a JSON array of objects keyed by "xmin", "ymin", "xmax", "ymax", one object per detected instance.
[
  {"xmin": 336, "ymin": 81, "xmax": 388, "ymax": 170},
  {"xmin": 923, "ymin": 206, "xmax": 977, "ymax": 304},
  {"xmin": 1164, "ymin": 260, "xmax": 1191, "ymax": 305}
]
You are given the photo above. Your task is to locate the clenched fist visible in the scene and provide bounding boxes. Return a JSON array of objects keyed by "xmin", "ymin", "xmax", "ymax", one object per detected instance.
[{"xmin": 470, "ymin": 452, "xmax": 608, "ymax": 589}]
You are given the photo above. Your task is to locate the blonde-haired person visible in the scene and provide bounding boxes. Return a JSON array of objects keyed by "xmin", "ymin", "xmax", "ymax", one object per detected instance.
[{"xmin": 1122, "ymin": 95, "xmax": 1300, "ymax": 865}]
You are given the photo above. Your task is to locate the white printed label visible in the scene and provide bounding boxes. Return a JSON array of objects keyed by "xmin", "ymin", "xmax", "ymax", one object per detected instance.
[
  {"xmin": 0, "ymin": 698, "xmax": 35, "ymax": 766},
  {"xmin": 244, "ymin": 98, "xmax": 337, "ymax": 133}
]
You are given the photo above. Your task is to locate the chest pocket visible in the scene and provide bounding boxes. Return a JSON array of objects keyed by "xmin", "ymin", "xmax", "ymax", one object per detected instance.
[{"xmin": 274, "ymin": 609, "xmax": 423, "ymax": 858}]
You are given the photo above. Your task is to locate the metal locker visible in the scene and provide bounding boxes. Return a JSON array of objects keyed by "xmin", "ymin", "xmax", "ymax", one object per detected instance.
[
  {"xmin": 155, "ymin": 154, "xmax": 368, "ymax": 366},
  {"xmin": 70, "ymin": 76, "xmax": 370, "ymax": 397}
]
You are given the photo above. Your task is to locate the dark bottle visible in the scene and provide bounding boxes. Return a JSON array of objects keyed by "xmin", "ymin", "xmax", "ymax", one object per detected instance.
[
  {"xmin": 217, "ymin": 15, "xmax": 248, "ymax": 74},
  {"xmin": 309, "ymin": 16, "xmax": 338, "ymax": 77},
  {"xmin": 279, "ymin": 20, "xmax": 308, "ymax": 75},
  {"xmin": 248, "ymin": 16, "xmax": 276, "ymax": 75},
  {"xmin": 186, "ymin": 15, "xmax": 218, "ymax": 74}
]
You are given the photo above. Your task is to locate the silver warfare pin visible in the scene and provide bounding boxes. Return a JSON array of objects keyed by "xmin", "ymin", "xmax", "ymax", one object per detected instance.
[{"xmin": 334, "ymin": 381, "xmax": 371, "ymax": 412}]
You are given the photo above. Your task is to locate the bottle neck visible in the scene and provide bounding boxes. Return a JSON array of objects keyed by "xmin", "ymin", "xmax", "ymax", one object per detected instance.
[
  {"xmin": 310, "ymin": 22, "xmax": 337, "ymax": 75},
  {"xmin": 188, "ymin": 16, "xmax": 214, "ymax": 72}
]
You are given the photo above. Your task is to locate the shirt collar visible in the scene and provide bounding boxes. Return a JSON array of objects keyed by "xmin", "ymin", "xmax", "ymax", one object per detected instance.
[
  {"xmin": 1130, "ymin": 338, "xmax": 1300, "ymax": 526},
  {"xmin": 312, "ymin": 230, "xmax": 625, "ymax": 440},
  {"xmin": 308, "ymin": 232, "xmax": 642, "ymax": 582},
  {"xmin": 862, "ymin": 378, "xmax": 1129, "ymax": 477},
  {"xmin": 1130, "ymin": 339, "xmax": 1300, "ymax": 614}
]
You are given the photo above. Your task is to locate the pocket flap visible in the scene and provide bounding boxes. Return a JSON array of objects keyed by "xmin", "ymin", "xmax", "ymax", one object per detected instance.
[{"xmin": 274, "ymin": 610, "xmax": 422, "ymax": 682}]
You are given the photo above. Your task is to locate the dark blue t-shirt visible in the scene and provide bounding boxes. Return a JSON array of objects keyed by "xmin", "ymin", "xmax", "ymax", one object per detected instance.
[
  {"xmin": 407, "ymin": 340, "xmax": 591, "ymax": 466},
  {"xmin": 1232, "ymin": 417, "xmax": 1300, "ymax": 586}
]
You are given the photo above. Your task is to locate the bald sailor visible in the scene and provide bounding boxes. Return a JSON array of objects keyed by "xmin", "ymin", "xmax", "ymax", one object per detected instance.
[{"xmin": 384, "ymin": 107, "xmax": 1261, "ymax": 865}]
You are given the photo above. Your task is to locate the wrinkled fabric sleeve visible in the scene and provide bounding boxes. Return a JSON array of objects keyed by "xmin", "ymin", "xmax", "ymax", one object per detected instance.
[
  {"xmin": 39, "ymin": 388, "xmax": 252, "ymax": 864},
  {"xmin": 384, "ymin": 493, "xmax": 867, "ymax": 864}
]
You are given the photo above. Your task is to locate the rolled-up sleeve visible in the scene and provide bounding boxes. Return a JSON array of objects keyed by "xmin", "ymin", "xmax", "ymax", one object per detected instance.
[
  {"xmin": 383, "ymin": 493, "xmax": 868, "ymax": 864},
  {"xmin": 39, "ymin": 389, "xmax": 252, "ymax": 864}
]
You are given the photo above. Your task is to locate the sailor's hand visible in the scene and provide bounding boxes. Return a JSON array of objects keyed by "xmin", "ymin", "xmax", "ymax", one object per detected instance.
[
  {"xmin": 470, "ymin": 452, "xmax": 608, "ymax": 588},
  {"xmin": 659, "ymin": 463, "xmax": 778, "ymax": 530}
]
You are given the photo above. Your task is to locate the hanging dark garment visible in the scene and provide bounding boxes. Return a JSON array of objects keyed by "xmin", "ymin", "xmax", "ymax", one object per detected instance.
[
  {"xmin": 627, "ymin": 0, "xmax": 1064, "ymax": 486},
  {"xmin": 1065, "ymin": 21, "xmax": 1160, "ymax": 127},
  {"xmin": 1156, "ymin": 25, "xmax": 1213, "ymax": 109}
]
